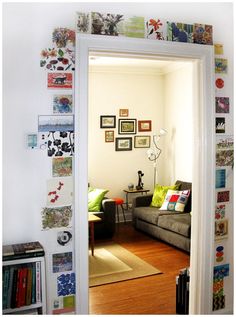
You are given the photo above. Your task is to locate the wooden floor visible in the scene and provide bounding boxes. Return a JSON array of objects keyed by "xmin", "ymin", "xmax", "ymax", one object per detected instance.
[{"xmin": 89, "ymin": 222, "xmax": 190, "ymax": 315}]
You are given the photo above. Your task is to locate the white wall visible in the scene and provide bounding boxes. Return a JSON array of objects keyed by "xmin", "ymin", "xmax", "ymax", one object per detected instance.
[
  {"xmin": 162, "ymin": 63, "xmax": 193, "ymax": 184},
  {"xmin": 2, "ymin": 2, "xmax": 234, "ymax": 315},
  {"xmin": 88, "ymin": 67, "xmax": 164, "ymax": 203}
]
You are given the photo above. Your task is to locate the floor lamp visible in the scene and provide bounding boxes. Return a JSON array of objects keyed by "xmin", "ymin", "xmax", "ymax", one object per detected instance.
[{"xmin": 147, "ymin": 129, "xmax": 167, "ymax": 189}]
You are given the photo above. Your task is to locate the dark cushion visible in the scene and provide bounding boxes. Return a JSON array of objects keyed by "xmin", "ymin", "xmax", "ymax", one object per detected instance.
[{"xmin": 157, "ymin": 213, "xmax": 191, "ymax": 238}]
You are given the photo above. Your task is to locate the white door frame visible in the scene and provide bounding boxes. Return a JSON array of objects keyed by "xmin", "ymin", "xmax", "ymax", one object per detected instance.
[{"xmin": 74, "ymin": 34, "xmax": 215, "ymax": 315}]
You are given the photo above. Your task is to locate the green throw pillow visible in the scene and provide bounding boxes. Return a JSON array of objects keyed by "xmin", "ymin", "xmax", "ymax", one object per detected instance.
[
  {"xmin": 88, "ymin": 188, "xmax": 109, "ymax": 211},
  {"xmin": 150, "ymin": 184, "xmax": 180, "ymax": 208}
]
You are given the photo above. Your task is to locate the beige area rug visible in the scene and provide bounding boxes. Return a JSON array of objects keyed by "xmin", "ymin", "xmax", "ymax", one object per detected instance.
[{"xmin": 89, "ymin": 242, "xmax": 162, "ymax": 287}]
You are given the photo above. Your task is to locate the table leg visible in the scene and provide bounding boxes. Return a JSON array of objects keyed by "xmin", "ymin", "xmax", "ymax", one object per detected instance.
[{"xmin": 90, "ymin": 222, "xmax": 94, "ymax": 256}]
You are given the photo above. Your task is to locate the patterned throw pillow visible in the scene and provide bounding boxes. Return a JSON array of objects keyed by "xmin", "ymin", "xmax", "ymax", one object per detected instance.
[
  {"xmin": 160, "ymin": 189, "xmax": 190, "ymax": 212},
  {"xmin": 150, "ymin": 184, "xmax": 180, "ymax": 208}
]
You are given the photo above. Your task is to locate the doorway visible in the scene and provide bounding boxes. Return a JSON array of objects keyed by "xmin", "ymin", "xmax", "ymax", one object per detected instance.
[{"xmin": 74, "ymin": 34, "xmax": 215, "ymax": 314}]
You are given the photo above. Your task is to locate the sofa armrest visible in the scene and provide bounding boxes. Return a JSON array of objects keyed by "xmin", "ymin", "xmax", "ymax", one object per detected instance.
[{"xmin": 132, "ymin": 194, "xmax": 153, "ymax": 208}]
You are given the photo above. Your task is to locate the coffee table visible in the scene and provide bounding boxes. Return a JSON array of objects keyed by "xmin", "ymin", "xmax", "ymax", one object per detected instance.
[{"xmin": 88, "ymin": 213, "xmax": 102, "ymax": 256}]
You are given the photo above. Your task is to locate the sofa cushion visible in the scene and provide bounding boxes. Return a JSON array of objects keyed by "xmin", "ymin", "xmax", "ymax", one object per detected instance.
[
  {"xmin": 150, "ymin": 184, "xmax": 180, "ymax": 208},
  {"xmin": 88, "ymin": 188, "xmax": 109, "ymax": 211},
  {"xmin": 157, "ymin": 213, "xmax": 191, "ymax": 237},
  {"xmin": 133, "ymin": 206, "xmax": 181, "ymax": 225},
  {"xmin": 160, "ymin": 189, "xmax": 190, "ymax": 212},
  {"xmin": 175, "ymin": 180, "xmax": 192, "ymax": 212}
]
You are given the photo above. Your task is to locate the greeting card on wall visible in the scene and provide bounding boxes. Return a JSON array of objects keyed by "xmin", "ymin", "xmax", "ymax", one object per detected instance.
[
  {"xmin": 52, "ymin": 28, "xmax": 75, "ymax": 48},
  {"xmin": 52, "ymin": 157, "xmax": 72, "ymax": 177},
  {"xmin": 124, "ymin": 16, "xmax": 145, "ymax": 38},
  {"xmin": 48, "ymin": 72, "xmax": 73, "ymax": 89},
  {"xmin": 40, "ymin": 48, "xmax": 75, "ymax": 72},
  {"xmin": 215, "ymin": 117, "xmax": 225, "ymax": 134},
  {"xmin": 48, "ymin": 131, "xmax": 74, "ymax": 157},
  {"xmin": 57, "ymin": 273, "xmax": 75, "ymax": 296},
  {"xmin": 215, "ymin": 219, "xmax": 228, "ymax": 240},
  {"xmin": 215, "ymin": 58, "xmax": 228, "ymax": 74},
  {"xmin": 214, "ymin": 44, "xmax": 224, "ymax": 55},
  {"xmin": 38, "ymin": 115, "xmax": 74, "ymax": 132},
  {"xmin": 52, "ymin": 252, "xmax": 73, "ymax": 273},
  {"xmin": 193, "ymin": 24, "xmax": 213, "ymax": 45},
  {"xmin": 216, "ymin": 136, "xmax": 234, "ymax": 167},
  {"xmin": 41, "ymin": 205, "xmax": 72, "ymax": 230},
  {"xmin": 215, "ymin": 169, "xmax": 226, "ymax": 189},
  {"xmin": 46, "ymin": 177, "xmax": 73, "ymax": 207},
  {"xmin": 215, "ymin": 204, "xmax": 226, "ymax": 220},
  {"xmin": 146, "ymin": 18, "xmax": 165, "ymax": 40},
  {"xmin": 167, "ymin": 22, "xmax": 193, "ymax": 42},
  {"xmin": 91, "ymin": 12, "xmax": 124, "ymax": 36},
  {"xmin": 53, "ymin": 95, "xmax": 73, "ymax": 113},
  {"xmin": 76, "ymin": 12, "xmax": 91, "ymax": 33},
  {"xmin": 215, "ymin": 245, "xmax": 224, "ymax": 263},
  {"xmin": 215, "ymin": 97, "xmax": 229, "ymax": 114}
]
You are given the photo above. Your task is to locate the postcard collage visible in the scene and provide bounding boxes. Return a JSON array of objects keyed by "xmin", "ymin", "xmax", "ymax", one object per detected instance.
[{"xmin": 36, "ymin": 11, "xmax": 233, "ymax": 313}]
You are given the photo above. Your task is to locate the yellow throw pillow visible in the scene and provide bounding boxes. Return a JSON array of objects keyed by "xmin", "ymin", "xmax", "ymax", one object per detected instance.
[
  {"xmin": 88, "ymin": 188, "xmax": 109, "ymax": 211},
  {"xmin": 150, "ymin": 184, "xmax": 180, "ymax": 208}
]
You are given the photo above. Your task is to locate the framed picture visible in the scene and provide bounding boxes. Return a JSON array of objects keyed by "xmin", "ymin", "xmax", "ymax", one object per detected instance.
[
  {"xmin": 138, "ymin": 120, "xmax": 152, "ymax": 132},
  {"xmin": 105, "ymin": 130, "xmax": 114, "ymax": 142},
  {"xmin": 134, "ymin": 135, "xmax": 151, "ymax": 148},
  {"xmin": 118, "ymin": 119, "xmax": 136, "ymax": 134},
  {"xmin": 100, "ymin": 115, "xmax": 116, "ymax": 128},
  {"xmin": 119, "ymin": 109, "xmax": 129, "ymax": 117},
  {"xmin": 115, "ymin": 137, "xmax": 132, "ymax": 151}
]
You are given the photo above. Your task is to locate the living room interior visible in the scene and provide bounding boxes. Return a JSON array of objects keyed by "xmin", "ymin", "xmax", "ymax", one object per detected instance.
[{"xmin": 87, "ymin": 53, "xmax": 193, "ymax": 314}]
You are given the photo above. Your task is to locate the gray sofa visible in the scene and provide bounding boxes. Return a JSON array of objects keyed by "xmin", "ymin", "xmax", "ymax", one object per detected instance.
[{"xmin": 132, "ymin": 180, "xmax": 192, "ymax": 252}]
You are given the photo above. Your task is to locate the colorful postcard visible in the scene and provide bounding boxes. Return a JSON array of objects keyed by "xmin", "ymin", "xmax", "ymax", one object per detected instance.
[
  {"xmin": 215, "ymin": 97, "xmax": 229, "ymax": 113},
  {"xmin": 57, "ymin": 230, "xmax": 72, "ymax": 246},
  {"xmin": 48, "ymin": 131, "xmax": 74, "ymax": 157},
  {"xmin": 57, "ymin": 273, "xmax": 75, "ymax": 296},
  {"xmin": 215, "ymin": 78, "xmax": 224, "ymax": 89},
  {"xmin": 216, "ymin": 136, "xmax": 234, "ymax": 167},
  {"xmin": 215, "ymin": 117, "xmax": 225, "ymax": 134},
  {"xmin": 146, "ymin": 18, "xmax": 165, "ymax": 40},
  {"xmin": 215, "ymin": 245, "xmax": 224, "ymax": 263},
  {"xmin": 47, "ymin": 72, "xmax": 73, "ymax": 89},
  {"xmin": 215, "ymin": 58, "xmax": 228, "ymax": 74},
  {"xmin": 63, "ymin": 295, "xmax": 75, "ymax": 308},
  {"xmin": 214, "ymin": 264, "xmax": 230, "ymax": 278},
  {"xmin": 52, "ymin": 252, "xmax": 73, "ymax": 273},
  {"xmin": 215, "ymin": 205, "xmax": 226, "ymax": 220},
  {"xmin": 76, "ymin": 12, "xmax": 90, "ymax": 33},
  {"xmin": 27, "ymin": 133, "xmax": 38, "ymax": 149},
  {"xmin": 40, "ymin": 48, "xmax": 75, "ymax": 72},
  {"xmin": 167, "ymin": 22, "xmax": 193, "ymax": 42},
  {"xmin": 213, "ymin": 294, "xmax": 225, "ymax": 311},
  {"xmin": 46, "ymin": 177, "xmax": 73, "ymax": 207},
  {"xmin": 124, "ymin": 15, "xmax": 145, "ymax": 38},
  {"xmin": 53, "ymin": 95, "xmax": 73, "ymax": 114},
  {"xmin": 38, "ymin": 115, "xmax": 74, "ymax": 132},
  {"xmin": 215, "ymin": 169, "xmax": 226, "ymax": 189},
  {"xmin": 193, "ymin": 24, "xmax": 213, "ymax": 45},
  {"xmin": 214, "ymin": 44, "xmax": 224, "ymax": 55},
  {"xmin": 52, "ymin": 28, "xmax": 75, "ymax": 48},
  {"xmin": 215, "ymin": 219, "xmax": 228, "ymax": 240},
  {"xmin": 41, "ymin": 205, "xmax": 72, "ymax": 230},
  {"xmin": 217, "ymin": 190, "xmax": 230, "ymax": 203},
  {"xmin": 53, "ymin": 157, "xmax": 72, "ymax": 177},
  {"xmin": 91, "ymin": 12, "xmax": 124, "ymax": 36}
]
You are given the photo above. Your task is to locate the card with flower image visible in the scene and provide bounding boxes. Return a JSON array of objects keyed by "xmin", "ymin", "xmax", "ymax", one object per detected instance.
[
  {"xmin": 193, "ymin": 24, "xmax": 213, "ymax": 45},
  {"xmin": 40, "ymin": 48, "xmax": 75, "ymax": 72},
  {"xmin": 167, "ymin": 22, "xmax": 193, "ymax": 42},
  {"xmin": 145, "ymin": 17, "xmax": 165, "ymax": 40}
]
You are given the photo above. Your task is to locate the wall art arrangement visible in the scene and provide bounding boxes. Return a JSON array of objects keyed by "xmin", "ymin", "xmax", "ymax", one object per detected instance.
[
  {"xmin": 37, "ymin": 9, "xmax": 233, "ymax": 314},
  {"xmin": 213, "ymin": 42, "xmax": 233, "ymax": 311}
]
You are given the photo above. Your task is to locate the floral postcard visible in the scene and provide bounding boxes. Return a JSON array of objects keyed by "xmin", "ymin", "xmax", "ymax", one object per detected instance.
[
  {"xmin": 52, "ymin": 252, "xmax": 73, "ymax": 273},
  {"xmin": 41, "ymin": 205, "xmax": 72, "ymax": 230},
  {"xmin": 145, "ymin": 17, "xmax": 165, "ymax": 40},
  {"xmin": 40, "ymin": 48, "xmax": 75, "ymax": 72},
  {"xmin": 52, "ymin": 157, "xmax": 72, "ymax": 177},
  {"xmin": 57, "ymin": 273, "xmax": 75, "ymax": 297},
  {"xmin": 38, "ymin": 115, "xmax": 74, "ymax": 132},
  {"xmin": 46, "ymin": 177, "xmax": 73, "ymax": 207},
  {"xmin": 215, "ymin": 205, "xmax": 226, "ymax": 220},
  {"xmin": 52, "ymin": 28, "xmax": 75, "ymax": 48},
  {"xmin": 53, "ymin": 94, "xmax": 73, "ymax": 113},
  {"xmin": 48, "ymin": 131, "xmax": 74, "ymax": 157},
  {"xmin": 215, "ymin": 97, "xmax": 229, "ymax": 113},
  {"xmin": 76, "ymin": 12, "xmax": 90, "ymax": 33},
  {"xmin": 193, "ymin": 24, "xmax": 213, "ymax": 45},
  {"xmin": 47, "ymin": 72, "xmax": 73, "ymax": 89},
  {"xmin": 215, "ymin": 58, "xmax": 228, "ymax": 74},
  {"xmin": 167, "ymin": 22, "xmax": 193, "ymax": 42},
  {"xmin": 91, "ymin": 12, "xmax": 124, "ymax": 36},
  {"xmin": 216, "ymin": 136, "xmax": 234, "ymax": 167}
]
